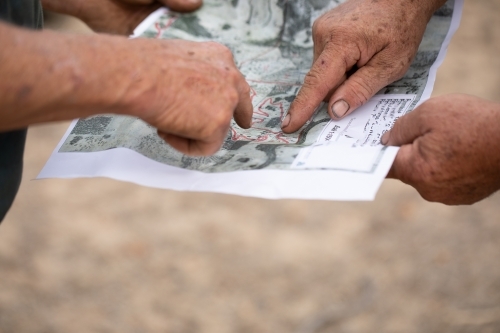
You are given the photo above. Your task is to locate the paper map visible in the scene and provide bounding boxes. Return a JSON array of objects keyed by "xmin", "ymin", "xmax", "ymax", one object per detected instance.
[{"xmin": 38, "ymin": 0, "xmax": 463, "ymax": 200}]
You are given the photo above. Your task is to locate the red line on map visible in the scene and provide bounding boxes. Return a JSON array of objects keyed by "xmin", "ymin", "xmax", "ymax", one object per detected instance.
[{"xmin": 154, "ymin": 16, "xmax": 177, "ymax": 38}]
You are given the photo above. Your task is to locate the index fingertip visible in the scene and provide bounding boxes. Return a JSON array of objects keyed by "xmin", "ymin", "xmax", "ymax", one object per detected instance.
[
  {"xmin": 280, "ymin": 99, "xmax": 306, "ymax": 133},
  {"xmin": 234, "ymin": 99, "xmax": 253, "ymax": 129},
  {"xmin": 381, "ymin": 131, "xmax": 390, "ymax": 145},
  {"xmin": 162, "ymin": 0, "xmax": 202, "ymax": 12}
]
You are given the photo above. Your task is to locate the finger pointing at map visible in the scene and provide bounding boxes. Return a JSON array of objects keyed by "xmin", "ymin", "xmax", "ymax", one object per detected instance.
[
  {"xmin": 281, "ymin": 0, "xmax": 447, "ymax": 133},
  {"xmin": 147, "ymin": 41, "xmax": 253, "ymax": 156}
]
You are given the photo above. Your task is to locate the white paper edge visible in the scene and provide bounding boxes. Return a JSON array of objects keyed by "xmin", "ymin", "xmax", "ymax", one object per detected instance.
[
  {"xmin": 38, "ymin": 137, "xmax": 399, "ymax": 201},
  {"xmin": 130, "ymin": 7, "xmax": 169, "ymax": 39},
  {"xmin": 417, "ymin": 0, "xmax": 464, "ymax": 107}
]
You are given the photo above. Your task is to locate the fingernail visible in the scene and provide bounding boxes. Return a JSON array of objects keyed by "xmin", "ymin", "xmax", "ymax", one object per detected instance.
[
  {"xmin": 281, "ymin": 114, "xmax": 291, "ymax": 129},
  {"xmin": 331, "ymin": 100, "xmax": 349, "ymax": 119},
  {"xmin": 381, "ymin": 131, "xmax": 390, "ymax": 145}
]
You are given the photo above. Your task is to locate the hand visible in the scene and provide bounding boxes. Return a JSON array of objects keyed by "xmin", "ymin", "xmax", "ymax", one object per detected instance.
[
  {"xmin": 281, "ymin": 0, "xmax": 446, "ymax": 133},
  {"xmin": 41, "ymin": 0, "xmax": 202, "ymax": 35},
  {"xmin": 126, "ymin": 40, "xmax": 253, "ymax": 156},
  {"xmin": 0, "ymin": 24, "xmax": 250, "ymax": 156},
  {"xmin": 381, "ymin": 94, "xmax": 500, "ymax": 205}
]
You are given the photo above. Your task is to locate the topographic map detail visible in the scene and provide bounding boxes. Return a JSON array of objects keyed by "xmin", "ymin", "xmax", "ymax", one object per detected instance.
[{"xmin": 59, "ymin": 0, "xmax": 456, "ymax": 173}]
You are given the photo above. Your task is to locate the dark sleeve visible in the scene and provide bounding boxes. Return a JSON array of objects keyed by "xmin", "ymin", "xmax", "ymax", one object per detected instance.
[
  {"xmin": 0, "ymin": 0, "xmax": 42, "ymax": 222},
  {"xmin": 0, "ymin": 0, "xmax": 43, "ymax": 29},
  {"xmin": 0, "ymin": 130, "xmax": 27, "ymax": 222}
]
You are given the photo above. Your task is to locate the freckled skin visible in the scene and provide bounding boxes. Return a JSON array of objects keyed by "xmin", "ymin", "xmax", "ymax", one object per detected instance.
[
  {"xmin": 277, "ymin": 0, "xmax": 500, "ymax": 205},
  {"xmin": 385, "ymin": 94, "xmax": 500, "ymax": 205},
  {"xmin": 0, "ymin": 0, "xmax": 254, "ymax": 157},
  {"xmin": 282, "ymin": 0, "xmax": 447, "ymax": 133}
]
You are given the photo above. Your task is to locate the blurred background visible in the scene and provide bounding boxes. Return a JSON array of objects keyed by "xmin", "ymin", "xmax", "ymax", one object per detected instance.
[{"xmin": 1, "ymin": 1, "xmax": 500, "ymax": 332}]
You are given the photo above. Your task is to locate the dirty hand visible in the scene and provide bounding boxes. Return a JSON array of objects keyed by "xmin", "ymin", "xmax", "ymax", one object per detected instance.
[
  {"xmin": 382, "ymin": 94, "xmax": 500, "ymax": 205},
  {"xmin": 281, "ymin": 0, "xmax": 446, "ymax": 133},
  {"xmin": 41, "ymin": 0, "xmax": 202, "ymax": 35},
  {"xmin": 127, "ymin": 40, "xmax": 253, "ymax": 156}
]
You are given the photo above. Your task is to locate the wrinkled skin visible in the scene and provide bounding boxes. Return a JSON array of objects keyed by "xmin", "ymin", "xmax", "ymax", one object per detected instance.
[
  {"xmin": 281, "ymin": 0, "xmax": 446, "ymax": 132},
  {"xmin": 127, "ymin": 39, "xmax": 253, "ymax": 155},
  {"xmin": 1, "ymin": 0, "xmax": 252, "ymax": 156},
  {"xmin": 38, "ymin": 0, "xmax": 254, "ymax": 156},
  {"xmin": 41, "ymin": 0, "xmax": 202, "ymax": 35},
  {"xmin": 382, "ymin": 94, "xmax": 500, "ymax": 205}
]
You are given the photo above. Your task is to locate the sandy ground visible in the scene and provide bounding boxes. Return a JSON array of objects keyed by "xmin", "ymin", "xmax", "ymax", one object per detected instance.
[{"xmin": 1, "ymin": 1, "xmax": 500, "ymax": 332}]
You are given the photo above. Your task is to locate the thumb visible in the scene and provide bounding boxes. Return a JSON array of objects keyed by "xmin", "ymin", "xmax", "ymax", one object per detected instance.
[
  {"xmin": 386, "ymin": 144, "xmax": 415, "ymax": 180},
  {"xmin": 383, "ymin": 109, "xmax": 425, "ymax": 180},
  {"xmin": 159, "ymin": 0, "xmax": 202, "ymax": 12},
  {"xmin": 381, "ymin": 108, "xmax": 425, "ymax": 147},
  {"xmin": 328, "ymin": 62, "xmax": 396, "ymax": 120}
]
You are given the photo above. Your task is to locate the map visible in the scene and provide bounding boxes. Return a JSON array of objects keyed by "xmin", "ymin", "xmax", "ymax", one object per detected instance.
[{"xmin": 57, "ymin": 0, "xmax": 458, "ymax": 173}]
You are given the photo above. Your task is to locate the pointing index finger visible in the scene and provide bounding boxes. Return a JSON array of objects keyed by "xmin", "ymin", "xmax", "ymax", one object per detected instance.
[
  {"xmin": 281, "ymin": 47, "xmax": 351, "ymax": 133},
  {"xmin": 233, "ymin": 73, "xmax": 253, "ymax": 129}
]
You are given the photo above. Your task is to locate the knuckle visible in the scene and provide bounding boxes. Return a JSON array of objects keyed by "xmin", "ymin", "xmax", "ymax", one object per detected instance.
[
  {"xmin": 305, "ymin": 67, "xmax": 321, "ymax": 81},
  {"xmin": 325, "ymin": 28, "xmax": 354, "ymax": 47},
  {"xmin": 198, "ymin": 108, "xmax": 232, "ymax": 139},
  {"xmin": 228, "ymin": 68, "xmax": 242, "ymax": 81},
  {"xmin": 198, "ymin": 123, "xmax": 220, "ymax": 142},
  {"xmin": 312, "ymin": 17, "xmax": 326, "ymax": 35},
  {"xmin": 304, "ymin": 68, "xmax": 326, "ymax": 91},
  {"xmin": 240, "ymin": 82, "xmax": 251, "ymax": 95},
  {"xmin": 291, "ymin": 93, "xmax": 308, "ymax": 110},
  {"xmin": 198, "ymin": 142, "xmax": 220, "ymax": 157},
  {"xmin": 347, "ymin": 79, "xmax": 373, "ymax": 104}
]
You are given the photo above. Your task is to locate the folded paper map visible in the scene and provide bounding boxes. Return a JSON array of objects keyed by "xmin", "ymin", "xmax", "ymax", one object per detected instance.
[{"xmin": 38, "ymin": 0, "xmax": 463, "ymax": 200}]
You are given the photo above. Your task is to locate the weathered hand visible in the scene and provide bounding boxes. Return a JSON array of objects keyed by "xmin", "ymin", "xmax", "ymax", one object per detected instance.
[
  {"xmin": 41, "ymin": 0, "xmax": 202, "ymax": 35},
  {"xmin": 0, "ymin": 23, "xmax": 250, "ymax": 157},
  {"xmin": 126, "ymin": 39, "xmax": 253, "ymax": 156},
  {"xmin": 382, "ymin": 94, "xmax": 500, "ymax": 205},
  {"xmin": 281, "ymin": 0, "xmax": 446, "ymax": 133}
]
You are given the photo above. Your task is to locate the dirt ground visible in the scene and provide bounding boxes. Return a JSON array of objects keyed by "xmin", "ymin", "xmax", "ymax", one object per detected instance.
[{"xmin": 1, "ymin": 1, "xmax": 500, "ymax": 332}]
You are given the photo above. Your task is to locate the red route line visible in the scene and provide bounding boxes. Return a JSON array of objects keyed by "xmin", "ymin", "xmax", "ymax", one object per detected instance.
[
  {"xmin": 231, "ymin": 93, "xmax": 293, "ymax": 144},
  {"xmin": 255, "ymin": 97, "xmax": 285, "ymax": 118},
  {"xmin": 238, "ymin": 43, "xmax": 281, "ymax": 68},
  {"xmin": 230, "ymin": 126, "xmax": 292, "ymax": 144},
  {"xmin": 154, "ymin": 16, "xmax": 177, "ymax": 38},
  {"xmin": 249, "ymin": 87, "xmax": 257, "ymax": 102},
  {"xmin": 230, "ymin": 127, "xmax": 253, "ymax": 141}
]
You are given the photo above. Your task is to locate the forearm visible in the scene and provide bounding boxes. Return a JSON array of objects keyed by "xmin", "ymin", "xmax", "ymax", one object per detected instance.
[{"xmin": 0, "ymin": 22, "xmax": 145, "ymax": 131}]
